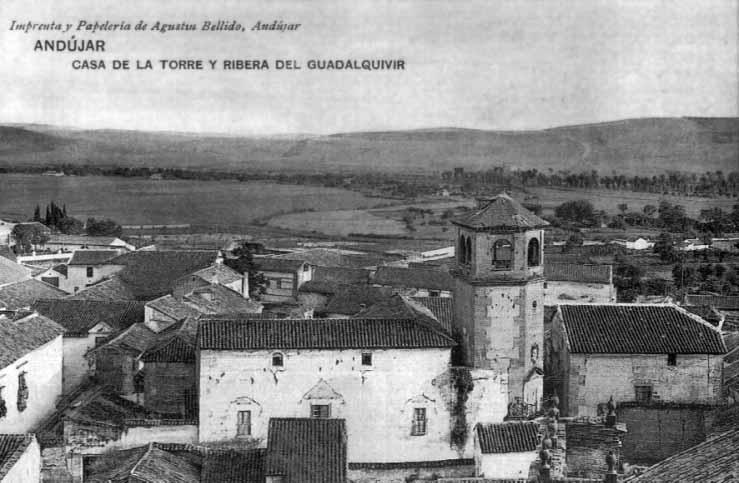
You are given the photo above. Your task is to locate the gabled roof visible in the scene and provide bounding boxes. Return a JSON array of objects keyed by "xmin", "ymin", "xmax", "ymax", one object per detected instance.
[
  {"xmin": 265, "ymin": 418, "xmax": 347, "ymax": 483},
  {"xmin": 68, "ymin": 249, "xmax": 120, "ymax": 266},
  {"xmin": 141, "ymin": 318, "xmax": 198, "ymax": 363},
  {"xmin": 0, "ymin": 255, "xmax": 30, "ymax": 286},
  {"xmin": 184, "ymin": 285, "xmax": 262, "ymax": 314},
  {"xmin": 32, "ymin": 299, "xmax": 144, "ymax": 336},
  {"xmin": 452, "ymin": 193, "xmax": 549, "ymax": 231},
  {"xmin": 354, "ymin": 294, "xmax": 450, "ymax": 334},
  {"xmin": 545, "ymin": 263, "xmax": 612, "ymax": 284},
  {"xmin": 0, "ymin": 313, "xmax": 65, "ymax": 368},
  {"xmin": 299, "ymin": 280, "xmax": 346, "ymax": 295},
  {"xmin": 271, "ymin": 248, "xmax": 398, "ymax": 268},
  {"xmin": 475, "ymin": 421, "xmax": 540, "ymax": 454},
  {"xmin": 0, "ymin": 279, "xmax": 66, "ymax": 309},
  {"xmin": 372, "ymin": 266, "xmax": 454, "ymax": 291},
  {"xmin": 312, "ymin": 266, "xmax": 371, "ymax": 284},
  {"xmin": 628, "ymin": 428, "xmax": 739, "ymax": 482},
  {"xmin": 559, "ymin": 304, "xmax": 726, "ymax": 354},
  {"xmin": 254, "ymin": 258, "xmax": 307, "ymax": 273},
  {"xmin": 147, "ymin": 295, "xmax": 202, "ymax": 321},
  {"xmin": 192, "ymin": 264, "xmax": 243, "ymax": 285},
  {"xmin": 85, "ymin": 443, "xmax": 200, "ymax": 483},
  {"xmin": 411, "ymin": 297, "xmax": 454, "ymax": 334},
  {"xmin": 202, "ymin": 448, "xmax": 265, "ymax": 483},
  {"xmin": 69, "ymin": 276, "xmax": 137, "ymax": 301},
  {"xmin": 0, "ymin": 434, "xmax": 35, "ymax": 480},
  {"xmin": 63, "ymin": 388, "xmax": 153, "ymax": 426},
  {"xmin": 684, "ymin": 295, "xmax": 739, "ymax": 310},
  {"xmin": 93, "ymin": 323, "xmax": 157, "ymax": 356},
  {"xmin": 323, "ymin": 286, "xmax": 394, "ymax": 315},
  {"xmin": 198, "ymin": 317, "xmax": 456, "ymax": 350},
  {"xmin": 51, "ymin": 264, "xmax": 68, "ymax": 277}
]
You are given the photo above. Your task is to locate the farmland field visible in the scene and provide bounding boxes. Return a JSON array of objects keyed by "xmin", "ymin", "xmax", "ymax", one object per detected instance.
[{"xmin": 0, "ymin": 174, "xmax": 397, "ymax": 227}]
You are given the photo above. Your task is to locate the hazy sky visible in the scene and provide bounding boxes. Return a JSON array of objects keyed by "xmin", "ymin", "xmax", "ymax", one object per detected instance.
[{"xmin": 1, "ymin": 0, "xmax": 736, "ymax": 134}]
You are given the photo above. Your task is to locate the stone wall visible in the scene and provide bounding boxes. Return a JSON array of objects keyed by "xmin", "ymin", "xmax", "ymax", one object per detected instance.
[
  {"xmin": 565, "ymin": 420, "xmax": 626, "ymax": 479},
  {"xmin": 144, "ymin": 362, "xmax": 196, "ymax": 416},
  {"xmin": 94, "ymin": 348, "xmax": 136, "ymax": 394},
  {"xmin": 543, "ymin": 280, "xmax": 615, "ymax": 305},
  {"xmin": 348, "ymin": 459, "xmax": 474, "ymax": 483}
]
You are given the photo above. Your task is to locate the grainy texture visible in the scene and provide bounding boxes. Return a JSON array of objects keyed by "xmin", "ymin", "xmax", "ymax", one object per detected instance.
[
  {"xmin": 475, "ymin": 422, "xmax": 540, "ymax": 454},
  {"xmin": 32, "ymin": 299, "xmax": 144, "ymax": 336}
]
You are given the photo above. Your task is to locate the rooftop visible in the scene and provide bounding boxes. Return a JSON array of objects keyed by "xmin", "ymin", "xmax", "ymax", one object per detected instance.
[
  {"xmin": 84, "ymin": 443, "xmax": 200, "ymax": 483},
  {"xmin": 0, "ymin": 313, "xmax": 65, "ymax": 368},
  {"xmin": 141, "ymin": 318, "xmax": 198, "ymax": 363},
  {"xmin": 67, "ymin": 249, "xmax": 120, "ymax": 266},
  {"xmin": 191, "ymin": 264, "xmax": 243, "ymax": 286},
  {"xmin": 265, "ymin": 418, "xmax": 347, "ymax": 483},
  {"xmin": 253, "ymin": 257, "xmax": 307, "ymax": 273},
  {"xmin": 323, "ymin": 285, "xmax": 394, "ymax": 315},
  {"xmin": 411, "ymin": 296, "xmax": 454, "ymax": 334},
  {"xmin": 0, "ymin": 279, "xmax": 66, "ymax": 309},
  {"xmin": 32, "ymin": 299, "xmax": 144, "ymax": 336},
  {"xmin": 0, "ymin": 434, "xmax": 35, "ymax": 480},
  {"xmin": 0, "ymin": 255, "xmax": 30, "ymax": 286},
  {"xmin": 452, "ymin": 193, "xmax": 549, "ymax": 231},
  {"xmin": 69, "ymin": 276, "xmax": 137, "ymax": 301},
  {"xmin": 312, "ymin": 266, "xmax": 371, "ymax": 285},
  {"xmin": 270, "ymin": 247, "xmax": 400, "ymax": 268},
  {"xmin": 372, "ymin": 266, "xmax": 454, "ymax": 291},
  {"xmin": 545, "ymin": 263, "xmax": 612, "ymax": 284},
  {"xmin": 201, "ymin": 448, "xmax": 265, "ymax": 483},
  {"xmin": 475, "ymin": 421, "xmax": 540, "ymax": 454},
  {"xmin": 198, "ymin": 317, "xmax": 456, "ymax": 351},
  {"xmin": 354, "ymin": 294, "xmax": 450, "ymax": 334},
  {"xmin": 558, "ymin": 304, "xmax": 726, "ymax": 354},
  {"xmin": 92, "ymin": 323, "xmax": 157, "ymax": 355},
  {"xmin": 47, "ymin": 234, "xmax": 121, "ymax": 245},
  {"xmin": 684, "ymin": 295, "xmax": 739, "ymax": 310}
]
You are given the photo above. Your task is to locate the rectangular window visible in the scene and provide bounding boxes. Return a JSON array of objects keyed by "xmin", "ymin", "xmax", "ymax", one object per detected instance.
[
  {"xmin": 237, "ymin": 410, "xmax": 251, "ymax": 436},
  {"xmin": 361, "ymin": 352, "xmax": 372, "ymax": 366},
  {"xmin": 411, "ymin": 408, "xmax": 427, "ymax": 435},
  {"xmin": 667, "ymin": 354, "xmax": 677, "ymax": 366},
  {"xmin": 310, "ymin": 404, "xmax": 330, "ymax": 419},
  {"xmin": 429, "ymin": 290, "xmax": 440, "ymax": 297},
  {"xmin": 280, "ymin": 279, "xmax": 292, "ymax": 289},
  {"xmin": 635, "ymin": 385, "xmax": 653, "ymax": 404},
  {"xmin": 86, "ymin": 267, "xmax": 94, "ymax": 278}
]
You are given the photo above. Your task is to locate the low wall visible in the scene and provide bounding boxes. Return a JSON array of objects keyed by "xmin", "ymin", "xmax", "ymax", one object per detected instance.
[{"xmin": 349, "ymin": 459, "xmax": 474, "ymax": 483}]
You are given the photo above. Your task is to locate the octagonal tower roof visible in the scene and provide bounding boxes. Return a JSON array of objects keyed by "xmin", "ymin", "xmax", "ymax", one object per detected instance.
[{"xmin": 452, "ymin": 193, "xmax": 549, "ymax": 231}]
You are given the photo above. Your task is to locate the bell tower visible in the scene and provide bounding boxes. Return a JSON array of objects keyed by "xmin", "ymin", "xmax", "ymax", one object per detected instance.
[{"xmin": 452, "ymin": 193, "xmax": 548, "ymax": 415}]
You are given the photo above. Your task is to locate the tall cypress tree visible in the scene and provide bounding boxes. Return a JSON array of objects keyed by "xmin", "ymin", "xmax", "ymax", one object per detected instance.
[{"xmin": 33, "ymin": 205, "xmax": 41, "ymax": 222}]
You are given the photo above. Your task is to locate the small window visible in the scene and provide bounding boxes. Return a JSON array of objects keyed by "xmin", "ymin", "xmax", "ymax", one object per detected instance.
[
  {"xmin": 527, "ymin": 238, "xmax": 541, "ymax": 267},
  {"xmin": 310, "ymin": 404, "xmax": 330, "ymax": 419},
  {"xmin": 86, "ymin": 266, "xmax": 94, "ymax": 278},
  {"xmin": 411, "ymin": 408, "xmax": 427, "ymax": 436},
  {"xmin": 667, "ymin": 354, "xmax": 677, "ymax": 366},
  {"xmin": 361, "ymin": 352, "xmax": 372, "ymax": 366},
  {"xmin": 272, "ymin": 353, "xmax": 284, "ymax": 367},
  {"xmin": 429, "ymin": 290, "xmax": 441, "ymax": 297},
  {"xmin": 492, "ymin": 239, "xmax": 512, "ymax": 269},
  {"xmin": 237, "ymin": 410, "xmax": 251, "ymax": 436},
  {"xmin": 635, "ymin": 385, "xmax": 653, "ymax": 404},
  {"xmin": 303, "ymin": 264, "xmax": 310, "ymax": 272},
  {"xmin": 543, "ymin": 282, "xmax": 548, "ymax": 289}
]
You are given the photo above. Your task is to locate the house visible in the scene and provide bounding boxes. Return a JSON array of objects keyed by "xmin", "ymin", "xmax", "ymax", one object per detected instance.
[
  {"xmin": 140, "ymin": 318, "xmax": 198, "ymax": 417},
  {"xmin": 0, "ymin": 279, "xmax": 66, "ymax": 310},
  {"xmin": 473, "ymin": 421, "xmax": 539, "ymax": 479},
  {"xmin": 0, "ymin": 313, "xmax": 65, "ymax": 433},
  {"xmin": 188, "ymin": 263, "xmax": 247, "ymax": 297},
  {"xmin": 253, "ymin": 258, "xmax": 312, "ymax": 303},
  {"xmin": 611, "ymin": 237, "xmax": 654, "ymax": 250},
  {"xmin": 372, "ymin": 266, "xmax": 454, "ymax": 297},
  {"xmin": 41, "ymin": 234, "xmax": 135, "ymax": 253},
  {"xmin": 627, "ymin": 427, "xmax": 739, "ymax": 482},
  {"xmin": 33, "ymin": 264, "xmax": 67, "ymax": 289},
  {"xmin": 0, "ymin": 256, "xmax": 30, "ymax": 288},
  {"xmin": 0, "ymin": 434, "xmax": 41, "ymax": 483},
  {"xmin": 297, "ymin": 266, "xmax": 371, "ymax": 313},
  {"xmin": 88, "ymin": 323, "xmax": 158, "ymax": 399},
  {"xmin": 265, "ymin": 418, "xmax": 347, "ymax": 483},
  {"xmin": 549, "ymin": 304, "xmax": 726, "ymax": 417},
  {"xmin": 197, "ymin": 317, "xmax": 471, "ymax": 462},
  {"xmin": 62, "ymin": 249, "xmax": 122, "ymax": 294},
  {"xmin": 544, "ymin": 263, "xmax": 616, "ymax": 304},
  {"xmin": 31, "ymin": 299, "xmax": 145, "ymax": 393}
]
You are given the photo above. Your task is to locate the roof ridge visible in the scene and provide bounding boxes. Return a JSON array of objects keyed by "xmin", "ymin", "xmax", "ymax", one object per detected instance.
[{"xmin": 128, "ymin": 442, "xmax": 154, "ymax": 479}]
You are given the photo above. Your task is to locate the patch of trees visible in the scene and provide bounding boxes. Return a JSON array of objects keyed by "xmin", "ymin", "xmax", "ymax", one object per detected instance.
[
  {"xmin": 28, "ymin": 202, "xmax": 122, "ymax": 237},
  {"xmin": 85, "ymin": 218, "xmax": 123, "ymax": 237},
  {"xmin": 224, "ymin": 241, "xmax": 267, "ymax": 299},
  {"xmin": 11, "ymin": 223, "xmax": 48, "ymax": 254}
]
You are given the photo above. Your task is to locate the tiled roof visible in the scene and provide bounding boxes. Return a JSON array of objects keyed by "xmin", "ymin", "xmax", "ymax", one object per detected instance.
[
  {"xmin": 68, "ymin": 249, "xmax": 120, "ymax": 266},
  {"xmin": 0, "ymin": 313, "xmax": 65, "ymax": 368},
  {"xmin": 559, "ymin": 304, "xmax": 726, "ymax": 354},
  {"xmin": 47, "ymin": 234, "xmax": 119, "ymax": 245},
  {"xmin": 69, "ymin": 276, "xmax": 137, "ymax": 301},
  {"xmin": 147, "ymin": 295, "xmax": 202, "ymax": 321},
  {"xmin": 32, "ymin": 299, "xmax": 144, "ymax": 336},
  {"xmin": 271, "ymin": 248, "xmax": 399, "ymax": 268},
  {"xmin": 545, "ymin": 263, "xmax": 612, "ymax": 284},
  {"xmin": 85, "ymin": 443, "xmax": 200, "ymax": 483},
  {"xmin": 411, "ymin": 297, "xmax": 454, "ymax": 334},
  {"xmin": 108, "ymin": 250, "xmax": 221, "ymax": 300},
  {"xmin": 202, "ymin": 448, "xmax": 266, "ymax": 483},
  {"xmin": 372, "ymin": 266, "xmax": 454, "ymax": 291},
  {"xmin": 0, "ymin": 279, "xmax": 66, "ymax": 309},
  {"xmin": 192, "ymin": 264, "xmax": 243, "ymax": 285},
  {"xmin": 265, "ymin": 418, "xmax": 347, "ymax": 483},
  {"xmin": 64, "ymin": 389, "xmax": 153, "ymax": 425},
  {"xmin": 683, "ymin": 305, "xmax": 724, "ymax": 327},
  {"xmin": 475, "ymin": 421, "xmax": 540, "ymax": 454},
  {"xmin": 254, "ymin": 258, "xmax": 306, "ymax": 273},
  {"xmin": 628, "ymin": 428, "xmax": 739, "ymax": 482},
  {"xmin": 299, "ymin": 280, "xmax": 346, "ymax": 295},
  {"xmin": 93, "ymin": 323, "xmax": 157, "ymax": 355},
  {"xmin": 142, "ymin": 318, "xmax": 198, "ymax": 363},
  {"xmin": 312, "ymin": 266, "xmax": 371, "ymax": 284},
  {"xmin": 354, "ymin": 294, "xmax": 450, "ymax": 334},
  {"xmin": 685, "ymin": 295, "xmax": 739, "ymax": 310},
  {"xmin": 198, "ymin": 317, "xmax": 456, "ymax": 350},
  {"xmin": 323, "ymin": 286, "xmax": 394, "ymax": 315},
  {"xmin": 452, "ymin": 193, "xmax": 549, "ymax": 231},
  {"xmin": 52, "ymin": 264, "xmax": 68, "ymax": 277},
  {"xmin": 0, "ymin": 434, "xmax": 35, "ymax": 480},
  {"xmin": 0, "ymin": 255, "xmax": 30, "ymax": 286},
  {"xmin": 184, "ymin": 285, "xmax": 262, "ymax": 315}
]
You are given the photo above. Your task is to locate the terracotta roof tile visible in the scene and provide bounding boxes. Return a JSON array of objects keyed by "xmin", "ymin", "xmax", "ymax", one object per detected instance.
[
  {"xmin": 254, "ymin": 258, "xmax": 307, "ymax": 273},
  {"xmin": 323, "ymin": 286, "xmax": 394, "ymax": 315},
  {"xmin": 142, "ymin": 318, "xmax": 198, "ymax": 363},
  {"xmin": 192, "ymin": 264, "xmax": 243, "ymax": 285},
  {"xmin": 0, "ymin": 434, "xmax": 35, "ymax": 480},
  {"xmin": 372, "ymin": 267, "xmax": 454, "ymax": 291},
  {"xmin": 68, "ymin": 250, "xmax": 120, "ymax": 266},
  {"xmin": 32, "ymin": 299, "xmax": 144, "ymax": 336},
  {"xmin": 452, "ymin": 193, "xmax": 549, "ymax": 231},
  {"xmin": 411, "ymin": 296, "xmax": 454, "ymax": 334},
  {"xmin": 545, "ymin": 263, "xmax": 612, "ymax": 284},
  {"xmin": 0, "ymin": 313, "xmax": 64, "ymax": 368},
  {"xmin": 312, "ymin": 266, "xmax": 371, "ymax": 284},
  {"xmin": 0, "ymin": 279, "xmax": 66, "ymax": 309},
  {"xmin": 475, "ymin": 421, "xmax": 540, "ymax": 453},
  {"xmin": 198, "ymin": 317, "xmax": 456, "ymax": 350},
  {"xmin": 69, "ymin": 276, "xmax": 137, "ymax": 301},
  {"xmin": 266, "ymin": 418, "xmax": 346, "ymax": 483},
  {"xmin": 93, "ymin": 323, "xmax": 157, "ymax": 355},
  {"xmin": 0, "ymin": 256, "xmax": 30, "ymax": 286},
  {"xmin": 202, "ymin": 448, "xmax": 265, "ymax": 483},
  {"xmin": 354, "ymin": 295, "xmax": 450, "ymax": 334},
  {"xmin": 85, "ymin": 444, "xmax": 200, "ymax": 483},
  {"xmin": 559, "ymin": 304, "xmax": 726, "ymax": 354}
]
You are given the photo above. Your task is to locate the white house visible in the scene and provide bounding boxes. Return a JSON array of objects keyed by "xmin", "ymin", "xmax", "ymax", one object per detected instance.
[
  {"xmin": 549, "ymin": 304, "xmax": 726, "ymax": 417},
  {"xmin": 61, "ymin": 249, "xmax": 121, "ymax": 294},
  {"xmin": 474, "ymin": 421, "xmax": 540, "ymax": 479},
  {"xmin": 0, "ymin": 313, "xmax": 64, "ymax": 433},
  {"xmin": 197, "ymin": 317, "xmax": 508, "ymax": 463},
  {"xmin": 253, "ymin": 258, "xmax": 312, "ymax": 302},
  {"xmin": 0, "ymin": 434, "xmax": 41, "ymax": 483},
  {"xmin": 611, "ymin": 237, "xmax": 654, "ymax": 250}
]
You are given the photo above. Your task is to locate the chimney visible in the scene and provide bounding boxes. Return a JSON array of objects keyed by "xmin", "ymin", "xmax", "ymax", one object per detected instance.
[{"xmin": 242, "ymin": 272, "xmax": 250, "ymax": 299}]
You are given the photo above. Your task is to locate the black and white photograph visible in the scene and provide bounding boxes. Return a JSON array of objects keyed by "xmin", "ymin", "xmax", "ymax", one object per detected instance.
[{"xmin": 0, "ymin": 0, "xmax": 737, "ymax": 481}]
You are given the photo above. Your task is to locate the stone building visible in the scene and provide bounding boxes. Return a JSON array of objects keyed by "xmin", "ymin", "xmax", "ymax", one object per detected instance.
[
  {"xmin": 473, "ymin": 421, "xmax": 540, "ymax": 479},
  {"xmin": 62, "ymin": 250, "xmax": 121, "ymax": 294},
  {"xmin": 543, "ymin": 263, "xmax": 616, "ymax": 304},
  {"xmin": 253, "ymin": 258, "xmax": 312, "ymax": 303},
  {"xmin": 549, "ymin": 304, "xmax": 726, "ymax": 417},
  {"xmin": 451, "ymin": 193, "xmax": 547, "ymax": 416}
]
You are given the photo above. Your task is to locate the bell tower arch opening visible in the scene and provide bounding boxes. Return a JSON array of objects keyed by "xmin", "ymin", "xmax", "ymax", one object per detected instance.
[{"xmin": 527, "ymin": 238, "xmax": 541, "ymax": 267}]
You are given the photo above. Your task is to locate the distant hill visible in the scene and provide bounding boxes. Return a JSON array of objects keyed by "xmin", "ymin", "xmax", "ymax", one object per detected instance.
[{"xmin": 0, "ymin": 117, "xmax": 736, "ymax": 176}]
